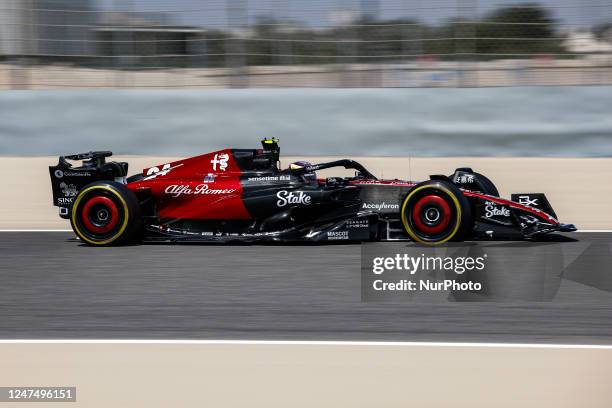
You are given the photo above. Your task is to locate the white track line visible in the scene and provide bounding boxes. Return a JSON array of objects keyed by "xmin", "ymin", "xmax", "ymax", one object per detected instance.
[
  {"xmin": 1, "ymin": 229, "xmax": 611, "ymax": 233},
  {"xmin": 0, "ymin": 340, "xmax": 610, "ymax": 349}
]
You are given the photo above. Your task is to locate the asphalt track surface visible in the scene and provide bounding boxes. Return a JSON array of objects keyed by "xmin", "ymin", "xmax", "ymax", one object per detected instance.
[{"xmin": 1, "ymin": 232, "xmax": 611, "ymax": 344}]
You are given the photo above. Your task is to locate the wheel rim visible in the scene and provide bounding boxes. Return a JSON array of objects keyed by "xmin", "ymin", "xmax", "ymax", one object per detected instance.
[
  {"xmin": 401, "ymin": 183, "xmax": 464, "ymax": 244},
  {"xmin": 411, "ymin": 194, "xmax": 451, "ymax": 235},
  {"xmin": 81, "ymin": 196, "xmax": 119, "ymax": 234}
]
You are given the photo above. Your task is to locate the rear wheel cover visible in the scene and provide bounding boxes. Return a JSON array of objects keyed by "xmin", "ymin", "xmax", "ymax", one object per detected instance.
[
  {"xmin": 71, "ymin": 185, "xmax": 130, "ymax": 245},
  {"xmin": 401, "ymin": 183, "xmax": 466, "ymax": 244}
]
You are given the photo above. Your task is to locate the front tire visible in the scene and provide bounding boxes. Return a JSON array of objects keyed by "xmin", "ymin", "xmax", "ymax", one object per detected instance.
[
  {"xmin": 70, "ymin": 181, "xmax": 141, "ymax": 246},
  {"xmin": 400, "ymin": 180, "xmax": 472, "ymax": 244}
]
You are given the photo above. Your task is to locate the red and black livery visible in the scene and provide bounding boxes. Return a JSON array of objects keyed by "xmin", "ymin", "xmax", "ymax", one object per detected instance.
[{"xmin": 49, "ymin": 139, "xmax": 575, "ymax": 246}]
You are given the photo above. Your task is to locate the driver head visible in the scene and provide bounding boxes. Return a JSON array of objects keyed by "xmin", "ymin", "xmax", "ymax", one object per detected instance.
[{"xmin": 289, "ymin": 161, "xmax": 317, "ymax": 186}]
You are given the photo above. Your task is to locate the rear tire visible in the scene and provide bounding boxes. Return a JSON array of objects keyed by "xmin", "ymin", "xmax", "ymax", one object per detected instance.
[
  {"xmin": 70, "ymin": 181, "xmax": 141, "ymax": 246},
  {"xmin": 400, "ymin": 180, "xmax": 472, "ymax": 244}
]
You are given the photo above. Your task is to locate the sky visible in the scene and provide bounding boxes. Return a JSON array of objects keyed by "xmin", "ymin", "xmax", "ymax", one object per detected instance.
[{"xmin": 94, "ymin": 0, "xmax": 612, "ymax": 27}]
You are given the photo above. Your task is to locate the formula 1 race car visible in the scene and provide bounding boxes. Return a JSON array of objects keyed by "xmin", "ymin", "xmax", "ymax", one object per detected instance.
[{"xmin": 49, "ymin": 138, "xmax": 575, "ymax": 246}]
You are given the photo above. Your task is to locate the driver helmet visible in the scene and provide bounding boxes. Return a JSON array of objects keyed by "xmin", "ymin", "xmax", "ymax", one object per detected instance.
[{"xmin": 289, "ymin": 161, "xmax": 317, "ymax": 186}]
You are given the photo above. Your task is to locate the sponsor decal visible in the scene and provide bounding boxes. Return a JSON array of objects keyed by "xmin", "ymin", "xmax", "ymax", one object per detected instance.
[
  {"xmin": 60, "ymin": 182, "xmax": 77, "ymax": 197},
  {"xmin": 57, "ymin": 197, "xmax": 74, "ymax": 205},
  {"xmin": 518, "ymin": 195, "xmax": 539, "ymax": 207},
  {"xmin": 210, "ymin": 153, "xmax": 229, "ymax": 171},
  {"xmin": 204, "ymin": 173, "xmax": 215, "ymax": 183},
  {"xmin": 276, "ymin": 190, "xmax": 312, "ymax": 207},
  {"xmin": 484, "ymin": 201, "xmax": 510, "ymax": 218},
  {"xmin": 347, "ymin": 219, "xmax": 369, "ymax": 228},
  {"xmin": 327, "ymin": 230, "xmax": 349, "ymax": 240},
  {"xmin": 362, "ymin": 202, "xmax": 400, "ymax": 211},
  {"xmin": 66, "ymin": 171, "xmax": 91, "ymax": 177},
  {"xmin": 354, "ymin": 180, "xmax": 413, "ymax": 186},
  {"xmin": 454, "ymin": 174, "xmax": 475, "ymax": 184},
  {"xmin": 164, "ymin": 184, "xmax": 236, "ymax": 197},
  {"xmin": 247, "ymin": 175, "xmax": 291, "ymax": 182},
  {"xmin": 519, "ymin": 214, "xmax": 539, "ymax": 228},
  {"xmin": 55, "ymin": 170, "xmax": 91, "ymax": 178},
  {"xmin": 144, "ymin": 163, "xmax": 183, "ymax": 180}
]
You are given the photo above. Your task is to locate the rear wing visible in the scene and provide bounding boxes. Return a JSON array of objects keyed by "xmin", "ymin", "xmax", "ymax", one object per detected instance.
[{"xmin": 49, "ymin": 151, "xmax": 128, "ymax": 219}]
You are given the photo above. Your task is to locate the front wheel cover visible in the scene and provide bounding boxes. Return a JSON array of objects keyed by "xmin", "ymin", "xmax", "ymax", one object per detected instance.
[
  {"xmin": 400, "ymin": 181, "xmax": 472, "ymax": 244},
  {"xmin": 70, "ymin": 182, "xmax": 137, "ymax": 246}
]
